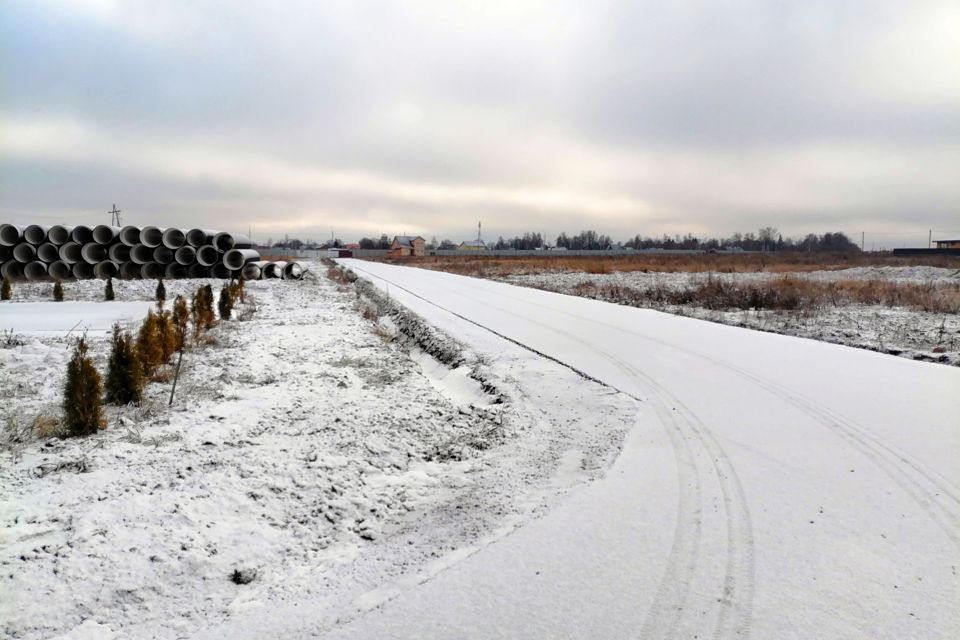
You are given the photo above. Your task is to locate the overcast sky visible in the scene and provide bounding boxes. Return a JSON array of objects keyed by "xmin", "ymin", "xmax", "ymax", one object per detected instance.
[{"xmin": 2, "ymin": 0, "xmax": 958, "ymax": 247}]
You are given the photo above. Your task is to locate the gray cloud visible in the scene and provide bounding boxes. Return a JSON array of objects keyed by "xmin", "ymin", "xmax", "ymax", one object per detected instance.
[{"xmin": 2, "ymin": 0, "xmax": 958, "ymax": 246}]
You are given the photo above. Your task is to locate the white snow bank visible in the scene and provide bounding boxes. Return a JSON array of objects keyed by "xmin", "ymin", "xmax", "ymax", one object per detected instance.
[{"xmin": 0, "ymin": 301, "xmax": 156, "ymax": 335}]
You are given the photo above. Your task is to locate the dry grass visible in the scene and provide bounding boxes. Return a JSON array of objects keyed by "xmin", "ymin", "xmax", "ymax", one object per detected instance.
[{"xmin": 384, "ymin": 252, "xmax": 960, "ymax": 278}]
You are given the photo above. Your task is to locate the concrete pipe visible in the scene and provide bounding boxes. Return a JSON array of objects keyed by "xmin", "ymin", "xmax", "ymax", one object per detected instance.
[
  {"xmin": 48, "ymin": 261, "xmax": 73, "ymax": 280},
  {"xmin": 1, "ymin": 260, "xmax": 24, "ymax": 279},
  {"xmin": 81, "ymin": 242, "xmax": 107, "ymax": 264},
  {"xmin": 283, "ymin": 262, "xmax": 304, "ymax": 280},
  {"xmin": 165, "ymin": 263, "xmax": 189, "ymax": 279},
  {"xmin": 108, "ymin": 243, "xmax": 131, "ymax": 263},
  {"xmin": 119, "ymin": 225, "xmax": 142, "ymax": 246},
  {"xmin": 140, "ymin": 226, "xmax": 164, "ymax": 248},
  {"xmin": 264, "ymin": 261, "xmax": 285, "ymax": 278},
  {"xmin": 187, "ymin": 228, "xmax": 219, "ymax": 247},
  {"xmin": 196, "ymin": 245, "xmax": 219, "ymax": 266},
  {"xmin": 241, "ymin": 262, "xmax": 262, "ymax": 280},
  {"xmin": 223, "ymin": 249, "xmax": 259, "ymax": 270},
  {"xmin": 174, "ymin": 245, "xmax": 196, "ymax": 265},
  {"xmin": 71, "ymin": 225, "xmax": 94, "ymax": 245},
  {"xmin": 13, "ymin": 243, "xmax": 37, "ymax": 262},
  {"xmin": 162, "ymin": 228, "xmax": 189, "ymax": 249},
  {"xmin": 211, "ymin": 263, "xmax": 232, "ymax": 279},
  {"xmin": 188, "ymin": 263, "xmax": 211, "ymax": 278},
  {"xmin": 72, "ymin": 262, "xmax": 95, "ymax": 279},
  {"xmin": 94, "ymin": 261, "xmax": 119, "ymax": 279},
  {"xmin": 130, "ymin": 244, "xmax": 154, "ymax": 264},
  {"xmin": 141, "ymin": 263, "xmax": 165, "ymax": 279},
  {"xmin": 120, "ymin": 261, "xmax": 142, "ymax": 279},
  {"xmin": 59, "ymin": 242, "xmax": 83, "ymax": 264},
  {"xmin": 24, "ymin": 261, "xmax": 49, "ymax": 280},
  {"xmin": 0, "ymin": 246, "xmax": 8, "ymax": 261},
  {"xmin": 92, "ymin": 225, "xmax": 121, "ymax": 244},
  {"xmin": 37, "ymin": 243, "xmax": 60, "ymax": 263},
  {"xmin": 0, "ymin": 224, "xmax": 23, "ymax": 246},
  {"xmin": 153, "ymin": 246, "xmax": 174, "ymax": 265},
  {"xmin": 23, "ymin": 225, "xmax": 50, "ymax": 245},
  {"xmin": 213, "ymin": 232, "xmax": 253, "ymax": 251},
  {"xmin": 48, "ymin": 225, "xmax": 75, "ymax": 245}
]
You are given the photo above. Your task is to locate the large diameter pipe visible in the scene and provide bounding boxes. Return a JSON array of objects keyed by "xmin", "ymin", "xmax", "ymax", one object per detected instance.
[
  {"xmin": 1, "ymin": 260, "xmax": 24, "ymax": 279},
  {"xmin": 187, "ymin": 228, "xmax": 219, "ymax": 248},
  {"xmin": 94, "ymin": 261, "xmax": 119, "ymax": 279},
  {"xmin": 24, "ymin": 261, "xmax": 48, "ymax": 280},
  {"xmin": 264, "ymin": 261, "xmax": 285, "ymax": 279},
  {"xmin": 72, "ymin": 262, "xmax": 95, "ymax": 279},
  {"xmin": 0, "ymin": 224, "xmax": 23, "ymax": 246},
  {"xmin": 23, "ymin": 225, "xmax": 50, "ymax": 245},
  {"xmin": 59, "ymin": 242, "xmax": 83, "ymax": 264},
  {"xmin": 48, "ymin": 225, "xmax": 75, "ymax": 245},
  {"xmin": 161, "ymin": 228, "xmax": 188, "ymax": 249},
  {"xmin": 0, "ymin": 246, "xmax": 8, "ymax": 261},
  {"xmin": 48, "ymin": 261, "xmax": 73, "ymax": 280},
  {"xmin": 130, "ymin": 244, "xmax": 154, "ymax": 264},
  {"xmin": 120, "ymin": 262, "xmax": 142, "ymax": 279},
  {"xmin": 165, "ymin": 263, "xmax": 188, "ymax": 279},
  {"xmin": 283, "ymin": 262, "xmax": 304, "ymax": 280},
  {"xmin": 140, "ymin": 226, "xmax": 164, "ymax": 248},
  {"xmin": 153, "ymin": 246, "xmax": 174, "ymax": 264},
  {"xmin": 188, "ymin": 263, "xmax": 211, "ymax": 278},
  {"xmin": 119, "ymin": 225, "xmax": 142, "ymax": 246},
  {"xmin": 108, "ymin": 243, "xmax": 131, "ymax": 262},
  {"xmin": 71, "ymin": 225, "xmax": 94, "ymax": 244},
  {"xmin": 37, "ymin": 243, "xmax": 60, "ymax": 263},
  {"xmin": 141, "ymin": 262, "xmax": 164, "ymax": 279},
  {"xmin": 211, "ymin": 263, "xmax": 232, "ymax": 279},
  {"xmin": 223, "ymin": 249, "xmax": 259, "ymax": 270},
  {"xmin": 241, "ymin": 262, "xmax": 262, "ymax": 280},
  {"xmin": 93, "ymin": 225, "xmax": 121, "ymax": 245},
  {"xmin": 13, "ymin": 243, "xmax": 37, "ymax": 262},
  {"xmin": 81, "ymin": 242, "xmax": 107, "ymax": 264},
  {"xmin": 196, "ymin": 245, "xmax": 219, "ymax": 266},
  {"xmin": 174, "ymin": 245, "xmax": 196, "ymax": 265},
  {"xmin": 213, "ymin": 232, "xmax": 253, "ymax": 251}
]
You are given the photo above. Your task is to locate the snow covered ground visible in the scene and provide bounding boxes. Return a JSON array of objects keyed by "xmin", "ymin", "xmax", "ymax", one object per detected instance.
[
  {"xmin": 324, "ymin": 259, "xmax": 960, "ymax": 640},
  {"xmin": 0, "ymin": 270, "xmax": 635, "ymax": 639},
  {"xmin": 501, "ymin": 266, "xmax": 960, "ymax": 365}
]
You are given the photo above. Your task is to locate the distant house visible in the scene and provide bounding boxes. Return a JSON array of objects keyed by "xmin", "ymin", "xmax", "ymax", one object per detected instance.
[
  {"xmin": 935, "ymin": 239, "xmax": 960, "ymax": 249},
  {"xmin": 457, "ymin": 239, "xmax": 487, "ymax": 251},
  {"xmin": 390, "ymin": 235, "xmax": 426, "ymax": 257}
]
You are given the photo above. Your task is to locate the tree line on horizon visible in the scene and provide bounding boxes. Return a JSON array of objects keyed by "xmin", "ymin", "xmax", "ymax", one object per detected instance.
[{"xmin": 268, "ymin": 228, "xmax": 860, "ymax": 253}]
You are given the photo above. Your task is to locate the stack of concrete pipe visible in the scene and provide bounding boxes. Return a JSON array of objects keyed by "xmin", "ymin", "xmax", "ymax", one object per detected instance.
[{"xmin": 0, "ymin": 223, "xmax": 305, "ymax": 282}]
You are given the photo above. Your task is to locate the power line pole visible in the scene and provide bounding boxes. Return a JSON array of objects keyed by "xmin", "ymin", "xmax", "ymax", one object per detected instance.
[
  {"xmin": 109, "ymin": 204, "xmax": 122, "ymax": 227},
  {"xmin": 929, "ymin": 229, "xmax": 932, "ymax": 248},
  {"xmin": 861, "ymin": 231, "xmax": 865, "ymax": 252}
]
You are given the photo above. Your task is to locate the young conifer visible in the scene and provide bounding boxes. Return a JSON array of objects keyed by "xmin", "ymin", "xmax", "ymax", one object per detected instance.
[
  {"xmin": 191, "ymin": 284, "xmax": 215, "ymax": 338},
  {"xmin": 156, "ymin": 311, "xmax": 178, "ymax": 362},
  {"xmin": 104, "ymin": 277, "xmax": 115, "ymax": 301},
  {"xmin": 53, "ymin": 279, "xmax": 64, "ymax": 301},
  {"xmin": 1, "ymin": 277, "xmax": 11, "ymax": 301},
  {"xmin": 105, "ymin": 323, "xmax": 143, "ymax": 405},
  {"xmin": 218, "ymin": 283, "xmax": 234, "ymax": 321},
  {"xmin": 136, "ymin": 310, "xmax": 164, "ymax": 379},
  {"xmin": 171, "ymin": 295, "xmax": 189, "ymax": 351},
  {"xmin": 63, "ymin": 337, "xmax": 105, "ymax": 436},
  {"xmin": 156, "ymin": 278, "xmax": 166, "ymax": 309}
]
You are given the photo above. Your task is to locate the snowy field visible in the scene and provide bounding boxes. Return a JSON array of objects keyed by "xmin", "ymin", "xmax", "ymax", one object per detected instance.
[
  {"xmin": 500, "ymin": 266, "xmax": 960, "ymax": 366},
  {"xmin": 0, "ymin": 270, "xmax": 635, "ymax": 639}
]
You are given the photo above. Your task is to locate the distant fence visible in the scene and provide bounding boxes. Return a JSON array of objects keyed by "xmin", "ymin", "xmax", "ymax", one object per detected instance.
[{"xmin": 891, "ymin": 248, "xmax": 960, "ymax": 256}]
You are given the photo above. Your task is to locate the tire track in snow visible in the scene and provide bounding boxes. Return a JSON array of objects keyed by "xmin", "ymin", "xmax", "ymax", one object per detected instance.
[{"xmin": 347, "ymin": 263, "xmax": 756, "ymax": 639}]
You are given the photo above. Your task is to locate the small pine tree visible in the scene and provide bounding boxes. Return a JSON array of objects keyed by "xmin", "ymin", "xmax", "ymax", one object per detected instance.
[
  {"xmin": 105, "ymin": 324, "xmax": 143, "ymax": 405},
  {"xmin": 53, "ymin": 279, "xmax": 64, "ymax": 302},
  {"xmin": 1, "ymin": 277, "xmax": 11, "ymax": 301},
  {"xmin": 232, "ymin": 278, "xmax": 246, "ymax": 304},
  {"xmin": 63, "ymin": 337, "xmax": 105, "ymax": 437},
  {"xmin": 136, "ymin": 310, "xmax": 164, "ymax": 379},
  {"xmin": 156, "ymin": 311, "xmax": 178, "ymax": 362},
  {"xmin": 218, "ymin": 283, "xmax": 235, "ymax": 321},
  {"xmin": 156, "ymin": 278, "xmax": 166, "ymax": 309},
  {"xmin": 191, "ymin": 284, "xmax": 215, "ymax": 338},
  {"xmin": 171, "ymin": 295, "xmax": 189, "ymax": 351},
  {"xmin": 104, "ymin": 277, "xmax": 115, "ymax": 301}
]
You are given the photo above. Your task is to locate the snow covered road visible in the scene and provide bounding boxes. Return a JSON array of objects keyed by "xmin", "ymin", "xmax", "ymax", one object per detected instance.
[{"xmin": 335, "ymin": 259, "xmax": 960, "ymax": 640}]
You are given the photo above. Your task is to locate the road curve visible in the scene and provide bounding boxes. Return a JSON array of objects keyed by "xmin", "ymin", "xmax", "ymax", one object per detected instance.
[{"xmin": 333, "ymin": 259, "xmax": 959, "ymax": 640}]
